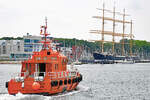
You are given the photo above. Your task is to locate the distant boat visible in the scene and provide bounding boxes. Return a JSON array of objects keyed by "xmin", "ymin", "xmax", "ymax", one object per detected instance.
[
  {"xmin": 73, "ymin": 60, "xmax": 82, "ymax": 65},
  {"xmin": 120, "ymin": 58, "xmax": 134, "ymax": 64}
]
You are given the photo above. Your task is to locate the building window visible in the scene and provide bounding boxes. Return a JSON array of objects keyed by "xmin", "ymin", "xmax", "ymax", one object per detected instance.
[
  {"xmin": 24, "ymin": 44, "xmax": 33, "ymax": 48},
  {"xmin": 10, "ymin": 46, "xmax": 12, "ymax": 51},
  {"xmin": 24, "ymin": 49, "xmax": 32, "ymax": 52},
  {"xmin": 0, "ymin": 47, "xmax": 1, "ymax": 54},
  {"xmin": 2, "ymin": 46, "xmax": 6, "ymax": 54},
  {"xmin": 34, "ymin": 40, "xmax": 39, "ymax": 43},
  {"xmin": 24, "ymin": 39, "xmax": 30, "ymax": 43},
  {"xmin": 17, "ymin": 46, "xmax": 20, "ymax": 51}
]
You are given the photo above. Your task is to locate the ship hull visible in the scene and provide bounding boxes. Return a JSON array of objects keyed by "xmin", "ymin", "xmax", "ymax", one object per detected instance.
[
  {"xmin": 93, "ymin": 52, "xmax": 139, "ymax": 63},
  {"xmin": 93, "ymin": 53, "xmax": 115, "ymax": 60},
  {"xmin": 6, "ymin": 74, "xmax": 82, "ymax": 95}
]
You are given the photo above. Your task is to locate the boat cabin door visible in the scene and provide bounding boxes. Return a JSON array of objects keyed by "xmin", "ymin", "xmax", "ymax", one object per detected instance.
[{"xmin": 36, "ymin": 63, "xmax": 46, "ymax": 76}]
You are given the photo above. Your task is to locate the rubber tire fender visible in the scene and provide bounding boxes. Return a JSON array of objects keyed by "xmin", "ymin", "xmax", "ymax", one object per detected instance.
[
  {"xmin": 6, "ymin": 82, "xmax": 8, "ymax": 88},
  {"xmin": 64, "ymin": 79, "xmax": 67, "ymax": 85},
  {"xmin": 72, "ymin": 78, "xmax": 75, "ymax": 83},
  {"xmin": 59, "ymin": 80, "xmax": 63, "ymax": 86},
  {"xmin": 54, "ymin": 81, "xmax": 58, "ymax": 86},
  {"xmin": 51, "ymin": 81, "xmax": 55, "ymax": 87},
  {"xmin": 68, "ymin": 79, "xmax": 71, "ymax": 84}
]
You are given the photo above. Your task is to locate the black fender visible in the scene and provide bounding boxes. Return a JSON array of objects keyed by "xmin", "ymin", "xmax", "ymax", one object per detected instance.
[
  {"xmin": 59, "ymin": 80, "xmax": 63, "ymax": 86},
  {"xmin": 51, "ymin": 81, "xmax": 55, "ymax": 86},
  {"xmin": 64, "ymin": 79, "xmax": 67, "ymax": 85},
  {"xmin": 6, "ymin": 82, "xmax": 8, "ymax": 88},
  {"xmin": 54, "ymin": 81, "xmax": 58, "ymax": 86},
  {"xmin": 68, "ymin": 79, "xmax": 71, "ymax": 84}
]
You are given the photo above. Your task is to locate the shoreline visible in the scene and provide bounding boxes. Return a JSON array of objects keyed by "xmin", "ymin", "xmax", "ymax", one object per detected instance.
[{"xmin": 0, "ymin": 61, "xmax": 21, "ymax": 64}]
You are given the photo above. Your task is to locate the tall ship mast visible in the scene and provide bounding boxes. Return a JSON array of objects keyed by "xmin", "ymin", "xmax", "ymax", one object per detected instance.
[{"xmin": 90, "ymin": 3, "xmax": 134, "ymax": 63}]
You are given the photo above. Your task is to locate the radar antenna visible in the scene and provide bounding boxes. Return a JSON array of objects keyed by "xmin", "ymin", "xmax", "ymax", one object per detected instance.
[{"xmin": 40, "ymin": 17, "xmax": 51, "ymax": 50}]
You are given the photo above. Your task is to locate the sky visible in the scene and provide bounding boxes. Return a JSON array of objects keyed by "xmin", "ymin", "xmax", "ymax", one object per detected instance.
[{"xmin": 0, "ymin": 0, "xmax": 150, "ymax": 41}]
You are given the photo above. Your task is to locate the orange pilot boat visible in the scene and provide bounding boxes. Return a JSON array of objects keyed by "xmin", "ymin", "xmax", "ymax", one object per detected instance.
[{"xmin": 6, "ymin": 18, "xmax": 82, "ymax": 95}]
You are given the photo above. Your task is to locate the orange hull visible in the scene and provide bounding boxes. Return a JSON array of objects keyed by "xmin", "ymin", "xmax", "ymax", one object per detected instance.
[{"xmin": 7, "ymin": 74, "xmax": 82, "ymax": 95}]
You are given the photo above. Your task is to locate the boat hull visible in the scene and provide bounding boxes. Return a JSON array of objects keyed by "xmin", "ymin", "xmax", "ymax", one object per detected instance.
[
  {"xmin": 6, "ymin": 75, "xmax": 82, "ymax": 95},
  {"xmin": 93, "ymin": 52, "xmax": 139, "ymax": 62}
]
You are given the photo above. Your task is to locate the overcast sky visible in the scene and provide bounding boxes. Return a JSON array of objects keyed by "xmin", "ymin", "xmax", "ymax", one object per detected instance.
[{"xmin": 0, "ymin": 0, "xmax": 150, "ymax": 41}]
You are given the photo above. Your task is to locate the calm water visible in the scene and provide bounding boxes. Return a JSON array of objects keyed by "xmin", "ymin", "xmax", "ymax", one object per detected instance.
[{"xmin": 1, "ymin": 63, "xmax": 150, "ymax": 100}]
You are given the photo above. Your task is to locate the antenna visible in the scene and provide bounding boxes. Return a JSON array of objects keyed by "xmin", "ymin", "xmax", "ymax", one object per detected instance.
[{"xmin": 40, "ymin": 17, "xmax": 51, "ymax": 50}]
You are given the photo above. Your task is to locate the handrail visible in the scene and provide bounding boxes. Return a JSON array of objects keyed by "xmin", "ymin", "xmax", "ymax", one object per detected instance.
[
  {"xmin": 34, "ymin": 72, "xmax": 46, "ymax": 77},
  {"xmin": 11, "ymin": 72, "xmax": 28, "ymax": 79},
  {"xmin": 48, "ymin": 71, "xmax": 78, "ymax": 79},
  {"xmin": 11, "ymin": 71, "xmax": 78, "ymax": 80}
]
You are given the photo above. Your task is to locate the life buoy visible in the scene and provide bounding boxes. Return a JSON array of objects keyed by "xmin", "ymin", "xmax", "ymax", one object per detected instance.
[{"xmin": 32, "ymin": 82, "xmax": 40, "ymax": 90}]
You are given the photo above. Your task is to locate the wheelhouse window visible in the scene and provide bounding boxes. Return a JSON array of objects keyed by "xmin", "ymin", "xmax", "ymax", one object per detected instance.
[
  {"xmin": 62, "ymin": 59, "xmax": 67, "ymax": 65},
  {"xmin": 47, "ymin": 52, "xmax": 50, "ymax": 55},
  {"xmin": 29, "ymin": 63, "xmax": 31, "ymax": 75},
  {"xmin": 26, "ymin": 63, "xmax": 28, "ymax": 71},
  {"xmin": 55, "ymin": 64, "xmax": 58, "ymax": 70}
]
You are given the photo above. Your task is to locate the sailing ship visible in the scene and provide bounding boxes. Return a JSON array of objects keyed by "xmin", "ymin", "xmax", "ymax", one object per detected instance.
[
  {"xmin": 90, "ymin": 3, "xmax": 138, "ymax": 63},
  {"xmin": 6, "ymin": 18, "xmax": 82, "ymax": 95}
]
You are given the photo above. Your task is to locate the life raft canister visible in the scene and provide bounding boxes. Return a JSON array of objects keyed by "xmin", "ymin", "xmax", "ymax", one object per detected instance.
[{"xmin": 32, "ymin": 82, "xmax": 40, "ymax": 90}]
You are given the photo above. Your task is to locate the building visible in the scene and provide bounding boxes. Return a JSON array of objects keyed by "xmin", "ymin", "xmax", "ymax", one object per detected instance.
[
  {"xmin": 0, "ymin": 33, "xmax": 43, "ymax": 60},
  {"xmin": 22, "ymin": 33, "xmax": 42, "ymax": 58},
  {"xmin": 0, "ymin": 40, "xmax": 24, "ymax": 60}
]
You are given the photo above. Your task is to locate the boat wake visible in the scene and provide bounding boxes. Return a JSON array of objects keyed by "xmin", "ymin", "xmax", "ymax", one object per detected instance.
[{"xmin": 0, "ymin": 85, "xmax": 89, "ymax": 100}]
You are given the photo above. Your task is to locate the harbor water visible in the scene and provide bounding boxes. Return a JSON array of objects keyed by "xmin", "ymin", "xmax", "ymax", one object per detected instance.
[{"xmin": 1, "ymin": 63, "xmax": 150, "ymax": 100}]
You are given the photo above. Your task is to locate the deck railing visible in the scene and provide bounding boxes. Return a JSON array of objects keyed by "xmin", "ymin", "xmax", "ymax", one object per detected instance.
[
  {"xmin": 48, "ymin": 71, "xmax": 78, "ymax": 79},
  {"xmin": 11, "ymin": 72, "xmax": 28, "ymax": 79},
  {"xmin": 11, "ymin": 72, "xmax": 28, "ymax": 82},
  {"xmin": 11, "ymin": 71, "xmax": 78, "ymax": 82}
]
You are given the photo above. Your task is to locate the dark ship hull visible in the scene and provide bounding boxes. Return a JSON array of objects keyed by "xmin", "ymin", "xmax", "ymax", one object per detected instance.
[
  {"xmin": 93, "ymin": 52, "xmax": 115, "ymax": 64},
  {"xmin": 93, "ymin": 52, "xmax": 140, "ymax": 63},
  {"xmin": 93, "ymin": 53, "xmax": 115, "ymax": 60}
]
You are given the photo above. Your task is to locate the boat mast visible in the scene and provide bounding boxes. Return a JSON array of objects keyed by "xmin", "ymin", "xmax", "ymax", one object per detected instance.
[
  {"xmin": 112, "ymin": 6, "xmax": 116, "ymax": 54},
  {"xmin": 122, "ymin": 9, "xmax": 125, "ymax": 56},
  {"xmin": 40, "ymin": 17, "xmax": 50, "ymax": 50},
  {"xmin": 101, "ymin": 3, "xmax": 105, "ymax": 53},
  {"xmin": 90, "ymin": 4, "xmax": 132, "ymax": 56},
  {"xmin": 130, "ymin": 20, "xmax": 133, "ymax": 56}
]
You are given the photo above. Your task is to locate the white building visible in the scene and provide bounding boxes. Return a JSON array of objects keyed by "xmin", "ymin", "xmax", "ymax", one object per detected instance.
[
  {"xmin": 0, "ymin": 33, "xmax": 43, "ymax": 60},
  {"xmin": 0, "ymin": 40, "xmax": 24, "ymax": 60}
]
